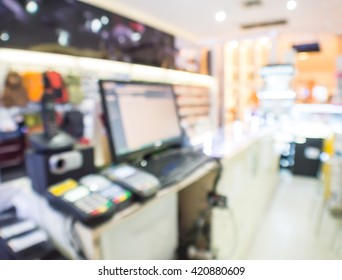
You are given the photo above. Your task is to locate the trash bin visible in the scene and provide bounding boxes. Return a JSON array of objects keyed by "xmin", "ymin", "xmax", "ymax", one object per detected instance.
[{"xmin": 293, "ymin": 137, "xmax": 323, "ymax": 177}]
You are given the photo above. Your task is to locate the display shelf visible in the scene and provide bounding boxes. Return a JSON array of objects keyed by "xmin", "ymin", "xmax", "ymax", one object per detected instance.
[
  {"xmin": 224, "ymin": 39, "xmax": 271, "ymax": 123},
  {"xmin": 0, "ymin": 48, "xmax": 216, "ymax": 87},
  {"xmin": 0, "ymin": 48, "xmax": 218, "ymax": 143},
  {"xmin": 173, "ymin": 84, "xmax": 216, "ymax": 140}
]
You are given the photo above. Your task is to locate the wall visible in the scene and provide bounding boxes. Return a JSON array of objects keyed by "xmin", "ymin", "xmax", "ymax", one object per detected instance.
[{"xmin": 277, "ymin": 33, "xmax": 342, "ymax": 102}]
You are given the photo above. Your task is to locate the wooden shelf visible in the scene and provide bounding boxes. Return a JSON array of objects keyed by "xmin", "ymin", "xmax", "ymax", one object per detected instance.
[{"xmin": 224, "ymin": 40, "xmax": 270, "ymax": 121}]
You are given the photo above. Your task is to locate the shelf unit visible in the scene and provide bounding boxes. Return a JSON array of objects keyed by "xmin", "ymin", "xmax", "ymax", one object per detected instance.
[
  {"xmin": 0, "ymin": 48, "xmax": 218, "ymax": 165},
  {"xmin": 224, "ymin": 40, "xmax": 270, "ymax": 123},
  {"xmin": 174, "ymin": 84, "xmax": 214, "ymax": 142}
]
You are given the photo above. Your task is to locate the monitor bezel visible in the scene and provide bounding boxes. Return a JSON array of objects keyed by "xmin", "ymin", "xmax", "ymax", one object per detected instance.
[{"xmin": 98, "ymin": 79, "xmax": 184, "ymax": 164}]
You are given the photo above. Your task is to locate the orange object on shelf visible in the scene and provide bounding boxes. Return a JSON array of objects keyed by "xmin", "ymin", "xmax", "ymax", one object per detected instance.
[
  {"xmin": 22, "ymin": 72, "xmax": 44, "ymax": 102},
  {"xmin": 44, "ymin": 71, "xmax": 69, "ymax": 104}
]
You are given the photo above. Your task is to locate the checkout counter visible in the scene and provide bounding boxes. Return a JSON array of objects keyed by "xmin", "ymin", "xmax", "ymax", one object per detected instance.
[
  {"xmin": 0, "ymin": 49, "xmax": 280, "ymax": 260},
  {"xmin": 0, "ymin": 122, "xmax": 279, "ymax": 260},
  {"xmin": 208, "ymin": 122, "xmax": 279, "ymax": 259}
]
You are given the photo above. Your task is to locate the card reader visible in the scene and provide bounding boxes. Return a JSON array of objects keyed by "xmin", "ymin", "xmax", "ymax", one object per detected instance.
[
  {"xmin": 47, "ymin": 179, "xmax": 116, "ymax": 227},
  {"xmin": 102, "ymin": 164, "xmax": 160, "ymax": 200},
  {"xmin": 80, "ymin": 174, "xmax": 133, "ymax": 211}
]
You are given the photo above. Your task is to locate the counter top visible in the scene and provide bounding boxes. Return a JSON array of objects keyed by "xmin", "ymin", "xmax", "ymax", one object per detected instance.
[{"xmin": 197, "ymin": 121, "xmax": 277, "ymax": 160}]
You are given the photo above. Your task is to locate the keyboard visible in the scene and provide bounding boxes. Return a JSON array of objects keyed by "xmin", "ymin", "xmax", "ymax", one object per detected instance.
[{"xmin": 137, "ymin": 148, "xmax": 214, "ymax": 188}]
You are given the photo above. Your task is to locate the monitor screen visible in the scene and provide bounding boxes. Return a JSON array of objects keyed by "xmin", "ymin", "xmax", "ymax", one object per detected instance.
[{"xmin": 99, "ymin": 80, "xmax": 183, "ymax": 163}]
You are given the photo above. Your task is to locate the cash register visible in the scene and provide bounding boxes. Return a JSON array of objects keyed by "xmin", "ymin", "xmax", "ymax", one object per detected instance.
[{"xmin": 98, "ymin": 80, "xmax": 214, "ymax": 188}]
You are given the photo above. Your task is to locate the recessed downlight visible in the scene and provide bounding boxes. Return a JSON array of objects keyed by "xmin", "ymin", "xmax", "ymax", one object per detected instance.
[
  {"xmin": 131, "ymin": 32, "xmax": 142, "ymax": 42},
  {"xmin": 101, "ymin": 16, "xmax": 109, "ymax": 25},
  {"xmin": 215, "ymin": 11, "xmax": 226, "ymax": 22},
  {"xmin": 26, "ymin": 1, "xmax": 38, "ymax": 14},
  {"xmin": 91, "ymin": 19, "xmax": 102, "ymax": 33},
  {"xmin": 57, "ymin": 30, "xmax": 70, "ymax": 46},
  {"xmin": 287, "ymin": 0, "xmax": 297, "ymax": 10},
  {"xmin": 0, "ymin": 32, "xmax": 10, "ymax": 42}
]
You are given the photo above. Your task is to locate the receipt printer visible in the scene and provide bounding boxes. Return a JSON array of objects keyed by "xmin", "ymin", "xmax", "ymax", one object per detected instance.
[
  {"xmin": 25, "ymin": 145, "xmax": 96, "ymax": 194},
  {"xmin": 25, "ymin": 92, "xmax": 96, "ymax": 194}
]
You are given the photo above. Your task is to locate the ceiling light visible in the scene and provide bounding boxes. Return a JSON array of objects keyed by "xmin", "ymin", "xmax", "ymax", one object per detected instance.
[
  {"xmin": 215, "ymin": 11, "xmax": 226, "ymax": 22},
  {"xmin": 0, "ymin": 32, "xmax": 10, "ymax": 42},
  {"xmin": 26, "ymin": 1, "xmax": 38, "ymax": 14},
  {"xmin": 101, "ymin": 16, "xmax": 109, "ymax": 25},
  {"xmin": 131, "ymin": 32, "xmax": 142, "ymax": 42},
  {"xmin": 57, "ymin": 30, "xmax": 70, "ymax": 46},
  {"xmin": 287, "ymin": 0, "xmax": 297, "ymax": 10},
  {"xmin": 91, "ymin": 19, "xmax": 102, "ymax": 33}
]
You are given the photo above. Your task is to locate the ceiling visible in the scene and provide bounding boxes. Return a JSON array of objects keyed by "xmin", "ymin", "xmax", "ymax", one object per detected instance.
[{"xmin": 84, "ymin": 0, "xmax": 342, "ymax": 43}]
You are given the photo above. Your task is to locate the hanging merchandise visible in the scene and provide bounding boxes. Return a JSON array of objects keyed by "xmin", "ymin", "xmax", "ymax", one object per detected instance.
[
  {"xmin": 43, "ymin": 71, "xmax": 69, "ymax": 104},
  {"xmin": 1, "ymin": 71, "xmax": 29, "ymax": 108},
  {"xmin": 64, "ymin": 74, "xmax": 84, "ymax": 105},
  {"xmin": 22, "ymin": 72, "xmax": 44, "ymax": 103}
]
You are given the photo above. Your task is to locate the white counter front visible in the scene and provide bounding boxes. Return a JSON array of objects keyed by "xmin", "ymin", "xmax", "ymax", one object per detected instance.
[{"xmin": 202, "ymin": 123, "xmax": 279, "ymax": 259}]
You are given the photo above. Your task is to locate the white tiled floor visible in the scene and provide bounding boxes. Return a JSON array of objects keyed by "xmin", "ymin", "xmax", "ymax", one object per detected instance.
[{"xmin": 246, "ymin": 171, "xmax": 339, "ymax": 260}]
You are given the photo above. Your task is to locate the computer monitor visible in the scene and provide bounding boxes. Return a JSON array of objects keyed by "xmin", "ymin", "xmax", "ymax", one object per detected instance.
[{"xmin": 99, "ymin": 80, "xmax": 183, "ymax": 163}]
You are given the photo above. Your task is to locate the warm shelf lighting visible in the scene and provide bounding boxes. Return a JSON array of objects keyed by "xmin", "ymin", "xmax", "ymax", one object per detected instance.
[
  {"xmin": 298, "ymin": 52, "xmax": 309, "ymax": 61},
  {"xmin": 229, "ymin": 41, "xmax": 239, "ymax": 49},
  {"xmin": 259, "ymin": 37, "xmax": 270, "ymax": 45}
]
